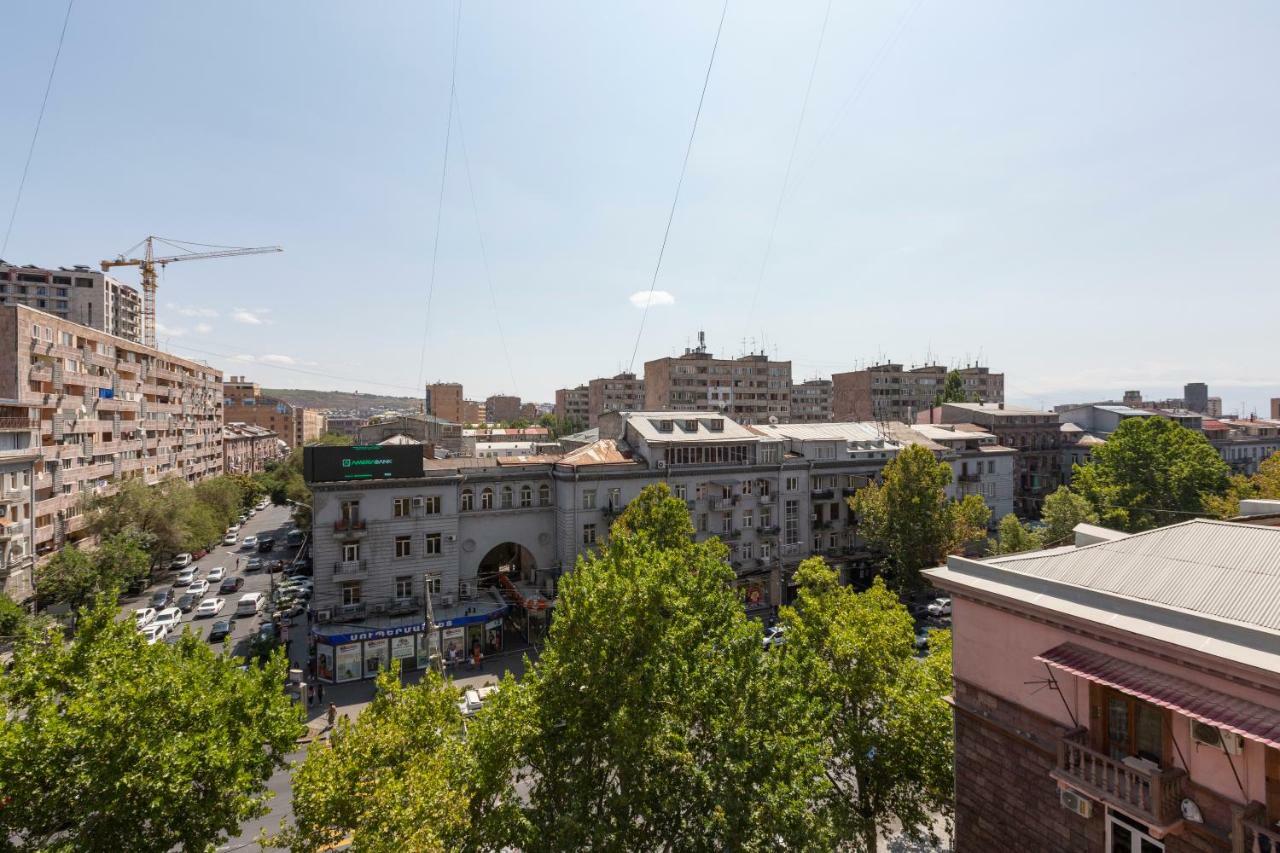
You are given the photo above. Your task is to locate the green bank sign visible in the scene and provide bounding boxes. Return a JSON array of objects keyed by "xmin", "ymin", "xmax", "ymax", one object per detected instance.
[{"xmin": 304, "ymin": 444, "xmax": 424, "ymax": 483}]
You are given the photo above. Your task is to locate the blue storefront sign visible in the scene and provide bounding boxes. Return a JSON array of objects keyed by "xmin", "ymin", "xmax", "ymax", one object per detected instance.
[{"xmin": 314, "ymin": 605, "xmax": 508, "ymax": 646}]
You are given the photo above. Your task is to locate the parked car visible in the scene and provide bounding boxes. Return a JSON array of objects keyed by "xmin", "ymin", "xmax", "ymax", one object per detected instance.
[
  {"xmin": 192, "ymin": 548, "xmax": 209, "ymax": 561},
  {"xmin": 267, "ymin": 559, "xmax": 284, "ymax": 573},
  {"xmin": 257, "ymin": 536, "xmax": 275, "ymax": 553},
  {"xmin": 195, "ymin": 597, "xmax": 226, "ymax": 618},
  {"xmin": 246, "ymin": 558, "xmax": 263, "ymax": 572},
  {"xmin": 286, "ymin": 529, "xmax": 304, "ymax": 547},
  {"xmin": 762, "ymin": 625, "xmax": 786, "ymax": 649},
  {"xmin": 241, "ymin": 535, "xmax": 258, "ymax": 550},
  {"xmin": 188, "ymin": 579, "xmax": 210, "ymax": 599},
  {"xmin": 206, "ymin": 566, "xmax": 226, "ymax": 583},
  {"xmin": 152, "ymin": 607, "xmax": 182, "ymax": 632},
  {"xmin": 207, "ymin": 618, "xmax": 235, "ymax": 642},
  {"xmin": 140, "ymin": 624, "xmax": 169, "ymax": 644},
  {"xmin": 255, "ymin": 622, "xmax": 277, "ymax": 644},
  {"xmin": 219, "ymin": 575, "xmax": 244, "ymax": 594},
  {"xmin": 257, "ymin": 499, "xmax": 270, "ymax": 510},
  {"xmin": 226, "ymin": 524, "xmax": 240, "ymax": 534},
  {"xmin": 176, "ymin": 592, "xmax": 201, "ymax": 613},
  {"xmin": 150, "ymin": 589, "xmax": 174, "ymax": 610},
  {"xmin": 222, "ymin": 533, "xmax": 237, "ymax": 546},
  {"xmin": 170, "ymin": 553, "xmax": 193, "ymax": 570},
  {"xmin": 174, "ymin": 569, "xmax": 196, "ymax": 586},
  {"xmin": 926, "ymin": 597, "xmax": 952, "ymax": 617},
  {"xmin": 915, "ymin": 629, "xmax": 932, "ymax": 651},
  {"xmin": 133, "ymin": 607, "xmax": 157, "ymax": 628}
]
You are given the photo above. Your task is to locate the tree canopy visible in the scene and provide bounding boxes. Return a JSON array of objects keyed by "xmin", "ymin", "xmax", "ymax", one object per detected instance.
[
  {"xmin": 1203, "ymin": 451, "xmax": 1280, "ymax": 519},
  {"xmin": 935, "ymin": 370, "xmax": 969, "ymax": 405},
  {"xmin": 1040, "ymin": 485, "xmax": 1099, "ymax": 544},
  {"xmin": 0, "ymin": 597, "xmax": 302, "ymax": 851},
  {"xmin": 988, "ymin": 513, "xmax": 1044, "ymax": 555}
]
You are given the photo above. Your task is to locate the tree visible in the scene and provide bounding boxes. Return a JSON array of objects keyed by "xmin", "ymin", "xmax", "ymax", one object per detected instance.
[
  {"xmin": 195, "ymin": 475, "xmax": 246, "ymax": 527},
  {"xmin": 0, "ymin": 597, "xmax": 302, "ymax": 851},
  {"xmin": 0, "ymin": 592, "xmax": 29, "ymax": 638},
  {"xmin": 1203, "ymin": 451, "xmax": 1280, "ymax": 519},
  {"xmin": 1040, "ymin": 485, "xmax": 1099, "ymax": 544},
  {"xmin": 93, "ymin": 531, "xmax": 152, "ymax": 591},
  {"xmin": 850, "ymin": 445, "xmax": 992, "ymax": 591},
  {"xmin": 988, "ymin": 513, "xmax": 1044, "ymax": 555},
  {"xmin": 780, "ymin": 559, "xmax": 954, "ymax": 851},
  {"xmin": 1070, "ymin": 417, "xmax": 1230, "ymax": 531},
  {"xmin": 498, "ymin": 484, "xmax": 831, "ymax": 850},
  {"xmin": 33, "ymin": 544, "xmax": 97, "ymax": 610},
  {"xmin": 935, "ymin": 370, "xmax": 968, "ymax": 405}
]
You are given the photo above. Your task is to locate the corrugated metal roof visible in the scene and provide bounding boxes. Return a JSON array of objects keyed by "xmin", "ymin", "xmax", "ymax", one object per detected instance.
[
  {"xmin": 557, "ymin": 439, "xmax": 635, "ymax": 467},
  {"xmin": 754, "ymin": 421, "xmax": 896, "ymax": 443},
  {"xmin": 989, "ymin": 519, "xmax": 1280, "ymax": 631}
]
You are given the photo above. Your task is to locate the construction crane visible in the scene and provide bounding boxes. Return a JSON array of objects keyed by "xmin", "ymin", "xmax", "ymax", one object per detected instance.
[{"xmin": 101, "ymin": 235, "xmax": 282, "ymax": 348}]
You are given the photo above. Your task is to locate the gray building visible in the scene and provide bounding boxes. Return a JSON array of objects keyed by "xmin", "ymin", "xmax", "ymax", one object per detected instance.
[
  {"xmin": 356, "ymin": 414, "xmax": 463, "ymax": 456},
  {"xmin": 0, "ymin": 262, "xmax": 143, "ymax": 343},
  {"xmin": 1183, "ymin": 382, "xmax": 1209, "ymax": 414}
]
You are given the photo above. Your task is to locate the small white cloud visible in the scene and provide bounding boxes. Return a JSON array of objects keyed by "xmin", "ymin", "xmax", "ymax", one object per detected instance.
[
  {"xmin": 231, "ymin": 309, "xmax": 268, "ymax": 325},
  {"xmin": 156, "ymin": 322, "xmax": 186, "ymax": 338},
  {"xmin": 168, "ymin": 304, "xmax": 218, "ymax": 318},
  {"xmin": 194, "ymin": 322, "xmax": 213, "ymax": 335},
  {"xmin": 629, "ymin": 290, "xmax": 676, "ymax": 309},
  {"xmin": 259, "ymin": 354, "xmax": 296, "ymax": 366}
]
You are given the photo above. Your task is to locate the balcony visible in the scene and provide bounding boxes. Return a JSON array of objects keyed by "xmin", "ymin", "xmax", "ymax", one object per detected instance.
[
  {"xmin": 957, "ymin": 472, "xmax": 982, "ymax": 483},
  {"xmin": 842, "ymin": 486, "xmax": 861, "ymax": 497},
  {"xmin": 758, "ymin": 525, "xmax": 780, "ymax": 537},
  {"xmin": 332, "ymin": 559, "xmax": 367, "ymax": 575},
  {"xmin": 757, "ymin": 493, "xmax": 773, "ymax": 505},
  {"xmin": 1052, "ymin": 729, "xmax": 1186, "ymax": 832},
  {"xmin": 602, "ymin": 503, "xmax": 624, "ymax": 518},
  {"xmin": 813, "ymin": 518, "xmax": 834, "ymax": 530},
  {"xmin": 1239, "ymin": 806, "xmax": 1280, "ymax": 853},
  {"xmin": 708, "ymin": 496, "xmax": 732, "ymax": 511},
  {"xmin": 811, "ymin": 488, "xmax": 835, "ymax": 500},
  {"xmin": 0, "ymin": 521, "xmax": 29, "ymax": 539},
  {"xmin": 719, "ymin": 528, "xmax": 742, "ymax": 540},
  {"xmin": 0, "ymin": 418, "xmax": 36, "ymax": 431},
  {"xmin": 332, "ymin": 518, "xmax": 367, "ymax": 537}
]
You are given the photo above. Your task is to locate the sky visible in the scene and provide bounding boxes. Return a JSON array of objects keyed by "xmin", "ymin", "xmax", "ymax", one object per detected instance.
[{"xmin": 3, "ymin": 1, "xmax": 1278, "ymax": 415}]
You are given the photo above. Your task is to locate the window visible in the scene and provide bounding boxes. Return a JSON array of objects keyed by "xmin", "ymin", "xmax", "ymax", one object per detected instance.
[
  {"xmin": 582, "ymin": 523, "xmax": 596, "ymax": 545},
  {"xmin": 341, "ymin": 581, "xmax": 362, "ymax": 605},
  {"xmin": 784, "ymin": 499, "xmax": 799, "ymax": 545},
  {"xmin": 698, "ymin": 513, "xmax": 708, "ymax": 532},
  {"xmin": 395, "ymin": 536, "xmax": 412, "ymax": 558},
  {"xmin": 582, "ymin": 489, "xmax": 596, "ymax": 510},
  {"xmin": 342, "ymin": 543, "xmax": 360, "ymax": 563},
  {"xmin": 501, "ymin": 486, "xmax": 513, "ymax": 509},
  {"xmin": 608, "ymin": 487, "xmax": 621, "ymax": 508},
  {"xmin": 461, "ymin": 489, "xmax": 473, "ymax": 511},
  {"xmin": 520, "ymin": 485, "xmax": 532, "ymax": 507},
  {"xmin": 425, "ymin": 533, "xmax": 442, "ymax": 555},
  {"xmin": 743, "ymin": 509, "xmax": 753, "ymax": 528},
  {"xmin": 395, "ymin": 576, "xmax": 413, "ymax": 599},
  {"xmin": 481, "ymin": 488, "xmax": 493, "ymax": 510},
  {"xmin": 340, "ymin": 500, "xmax": 360, "ymax": 524},
  {"xmin": 674, "ymin": 483, "xmax": 687, "ymax": 500},
  {"xmin": 425, "ymin": 574, "xmax": 442, "ymax": 595},
  {"xmin": 424, "ymin": 495, "xmax": 440, "ymax": 514},
  {"xmin": 740, "ymin": 542, "xmax": 753, "ymax": 560},
  {"xmin": 539, "ymin": 483, "xmax": 551, "ymax": 506},
  {"xmin": 785, "ymin": 476, "xmax": 799, "ymax": 491},
  {"xmin": 1098, "ymin": 688, "xmax": 1165, "ymax": 765},
  {"xmin": 760, "ymin": 542, "xmax": 772, "ymax": 561},
  {"xmin": 393, "ymin": 497, "xmax": 411, "ymax": 518},
  {"xmin": 1107, "ymin": 811, "xmax": 1164, "ymax": 853},
  {"xmin": 758, "ymin": 480, "xmax": 770, "ymax": 496},
  {"xmin": 742, "ymin": 479, "xmax": 752, "ymax": 495}
]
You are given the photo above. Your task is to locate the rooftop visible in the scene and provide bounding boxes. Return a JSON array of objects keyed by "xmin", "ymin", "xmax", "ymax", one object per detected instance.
[
  {"xmin": 940, "ymin": 401, "xmax": 1054, "ymax": 417},
  {"xmin": 750, "ymin": 421, "xmax": 893, "ymax": 444},
  {"xmin": 623, "ymin": 411, "xmax": 760, "ymax": 443}
]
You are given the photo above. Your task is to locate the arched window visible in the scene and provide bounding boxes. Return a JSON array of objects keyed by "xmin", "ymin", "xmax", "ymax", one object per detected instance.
[
  {"xmin": 500, "ymin": 485, "xmax": 513, "ymax": 509},
  {"xmin": 520, "ymin": 485, "xmax": 532, "ymax": 508},
  {"xmin": 461, "ymin": 489, "xmax": 473, "ymax": 511},
  {"xmin": 539, "ymin": 483, "xmax": 551, "ymax": 506},
  {"xmin": 481, "ymin": 487, "xmax": 493, "ymax": 510}
]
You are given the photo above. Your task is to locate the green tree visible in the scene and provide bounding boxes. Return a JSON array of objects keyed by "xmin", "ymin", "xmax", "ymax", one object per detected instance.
[
  {"xmin": 0, "ymin": 592, "xmax": 29, "ymax": 638},
  {"xmin": 94, "ymin": 531, "xmax": 152, "ymax": 591},
  {"xmin": 988, "ymin": 513, "xmax": 1045, "ymax": 555},
  {"xmin": 33, "ymin": 544, "xmax": 97, "ymax": 610},
  {"xmin": 498, "ymin": 484, "xmax": 831, "ymax": 851},
  {"xmin": 1070, "ymin": 417, "xmax": 1230, "ymax": 531},
  {"xmin": 1040, "ymin": 485, "xmax": 1100, "ymax": 544},
  {"xmin": 86, "ymin": 478, "xmax": 190, "ymax": 564},
  {"xmin": 1202, "ymin": 451, "xmax": 1280, "ymax": 519},
  {"xmin": 934, "ymin": 369, "xmax": 968, "ymax": 405},
  {"xmin": 195, "ymin": 475, "xmax": 246, "ymax": 528},
  {"xmin": 780, "ymin": 560, "xmax": 954, "ymax": 851},
  {"xmin": 850, "ymin": 445, "xmax": 992, "ymax": 591},
  {"xmin": 0, "ymin": 598, "xmax": 302, "ymax": 851}
]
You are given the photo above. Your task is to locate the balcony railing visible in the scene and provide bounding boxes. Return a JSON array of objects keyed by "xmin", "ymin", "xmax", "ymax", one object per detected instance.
[
  {"xmin": 957, "ymin": 472, "xmax": 982, "ymax": 483},
  {"xmin": 0, "ymin": 418, "xmax": 36, "ymax": 431},
  {"xmin": 757, "ymin": 493, "xmax": 774, "ymax": 505},
  {"xmin": 1052, "ymin": 729, "xmax": 1186, "ymax": 831},
  {"xmin": 333, "ymin": 559, "xmax": 367, "ymax": 575},
  {"xmin": 719, "ymin": 528, "xmax": 742, "ymax": 540},
  {"xmin": 333, "ymin": 518, "xmax": 367, "ymax": 534},
  {"xmin": 0, "ymin": 521, "xmax": 29, "ymax": 539},
  {"xmin": 758, "ymin": 525, "xmax": 780, "ymax": 537},
  {"xmin": 708, "ymin": 497, "xmax": 731, "ymax": 511},
  {"xmin": 811, "ymin": 488, "xmax": 835, "ymax": 500},
  {"xmin": 1241, "ymin": 814, "xmax": 1280, "ymax": 853}
]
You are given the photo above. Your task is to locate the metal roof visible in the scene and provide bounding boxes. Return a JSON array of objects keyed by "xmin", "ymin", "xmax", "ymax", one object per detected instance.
[{"xmin": 751, "ymin": 421, "xmax": 894, "ymax": 443}]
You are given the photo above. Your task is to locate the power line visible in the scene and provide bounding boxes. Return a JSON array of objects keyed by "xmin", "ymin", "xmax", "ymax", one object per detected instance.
[
  {"xmin": 415, "ymin": 0, "xmax": 464, "ymax": 393},
  {"xmin": 1, "ymin": 0, "xmax": 76, "ymax": 259},
  {"xmin": 627, "ymin": 0, "xmax": 731, "ymax": 374},
  {"xmin": 744, "ymin": 0, "xmax": 833, "ymax": 328},
  {"xmin": 164, "ymin": 340, "xmax": 427, "ymax": 395}
]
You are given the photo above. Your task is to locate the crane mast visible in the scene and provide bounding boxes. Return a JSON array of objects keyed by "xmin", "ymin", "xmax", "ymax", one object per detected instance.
[{"xmin": 101, "ymin": 236, "xmax": 282, "ymax": 348}]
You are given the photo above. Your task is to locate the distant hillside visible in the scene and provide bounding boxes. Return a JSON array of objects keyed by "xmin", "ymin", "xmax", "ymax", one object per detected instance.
[{"xmin": 262, "ymin": 388, "xmax": 421, "ymax": 412}]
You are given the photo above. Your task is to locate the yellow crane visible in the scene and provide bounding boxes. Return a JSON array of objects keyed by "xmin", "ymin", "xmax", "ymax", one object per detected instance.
[{"xmin": 101, "ymin": 235, "xmax": 282, "ymax": 348}]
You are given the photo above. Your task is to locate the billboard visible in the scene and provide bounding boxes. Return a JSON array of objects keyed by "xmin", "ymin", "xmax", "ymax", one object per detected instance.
[{"xmin": 304, "ymin": 444, "xmax": 423, "ymax": 483}]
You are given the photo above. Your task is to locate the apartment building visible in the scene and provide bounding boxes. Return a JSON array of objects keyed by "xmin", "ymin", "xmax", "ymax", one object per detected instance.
[
  {"xmin": 485, "ymin": 394, "xmax": 521, "ymax": 424},
  {"xmin": 832, "ymin": 364, "xmax": 1005, "ymax": 423},
  {"xmin": 0, "ymin": 421, "xmax": 38, "ymax": 603},
  {"xmin": 356, "ymin": 414, "xmax": 463, "ymax": 456},
  {"xmin": 587, "ymin": 373, "xmax": 645, "ymax": 427},
  {"xmin": 1213, "ymin": 419, "xmax": 1280, "ymax": 476},
  {"xmin": 894, "ymin": 423, "xmax": 1017, "ymax": 521},
  {"xmin": 554, "ymin": 385, "xmax": 590, "ymax": 426},
  {"xmin": 461, "ymin": 400, "xmax": 484, "ymax": 425},
  {"xmin": 790, "ymin": 378, "xmax": 833, "ymax": 423},
  {"xmin": 222, "ymin": 422, "xmax": 281, "ymax": 475},
  {"xmin": 1184, "ymin": 382, "xmax": 1209, "ymax": 414},
  {"xmin": 305, "ymin": 412, "xmax": 1001, "ymax": 680},
  {"xmin": 222, "ymin": 376, "xmax": 321, "ymax": 449},
  {"xmin": 0, "ymin": 303, "xmax": 223, "ymax": 569},
  {"xmin": 425, "ymin": 382, "xmax": 464, "ymax": 425},
  {"xmin": 643, "ymin": 341, "xmax": 791, "ymax": 425},
  {"xmin": 322, "ymin": 415, "xmax": 368, "ymax": 438},
  {"xmin": 925, "ymin": 518, "xmax": 1280, "ymax": 852},
  {"xmin": 0, "ymin": 262, "xmax": 143, "ymax": 343}
]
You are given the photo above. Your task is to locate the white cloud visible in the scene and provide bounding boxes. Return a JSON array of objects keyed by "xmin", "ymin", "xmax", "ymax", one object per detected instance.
[
  {"xmin": 259, "ymin": 354, "xmax": 296, "ymax": 366},
  {"xmin": 233, "ymin": 354, "xmax": 256, "ymax": 363},
  {"xmin": 629, "ymin": 290, "xmax": 676, "ymax": 309},
  {"xmin": 194, "ymin": 322, "xmax": 213, "ymax": 335},
  {"xmin": 155, "ymin": 322, "xmax": 186, "ymax": 338},
  {"xmin": 168, "ymin": 304, "xmax": 218, "ymax": 318},
  {"xmin": 231, "ymin": 309, "xmax": 269, "ymax": 325}
]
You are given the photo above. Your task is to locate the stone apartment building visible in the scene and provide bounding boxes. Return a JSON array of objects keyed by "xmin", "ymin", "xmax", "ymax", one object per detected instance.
[
  {"xmin": 554, "ymin": 385, "xmax": 590, "ymax": 426},
  {"xmin": 925, "ymin": 515, "xmax": 1280, "ymax": 853},
  {"xmin": 790, "ymin": 378, "xmax": 833, "ymax": 423},
  {"xmin": 485, "ymin": 394, "xmax": 521, "ymax": 424},
  {"xmin": 587, "ymin": 373, "xmax": 645, "ymax": 427},
  {"xmin": 322, "ymin": 415, "xmax": 368, "ymax": 438},
  {"xmin": 461, "ymin": 400, "xmax": 484, "ymax": 425},
  {"xmin": 0, "ymin": 303, "xmax": 223, "ymax": 600},
  {"xmin": 832, "ymin": 363, "xmax": 1004, "ymax": 423},
  {"xmin": 356, "ymin": 414, "xmax": 463, "ymax": 456},
  {"xmin": 643, "ymin": 342, "xmax": 791, "ymax": 425},
  {"xmin": 222, "ymin": 422, "xmax": 282, "ymax": 475},
  {"xmin": 222, "ymin": 376, "xmax": 322, "ymax": 449},
  {"xmin": 425, "ymin": 382, "xmax": 464, "ymax": 425},
  {"xmin": 0, "ymin": 262, "xmax": 143, "ymax": 344}
]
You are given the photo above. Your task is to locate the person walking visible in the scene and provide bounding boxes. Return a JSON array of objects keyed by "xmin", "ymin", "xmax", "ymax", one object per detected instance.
[
  {"xmin": 317, "ymin": 681, "xmax": 324, "ymax": 704},
  {"xmin": 326, "ymin": 702, "xmax": 337, "ymax": 730}
]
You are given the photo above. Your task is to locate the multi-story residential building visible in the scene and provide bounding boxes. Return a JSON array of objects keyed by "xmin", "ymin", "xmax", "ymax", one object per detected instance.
[
  {"xmin": 222, "ymin": 422, "xmax": 281, "ymax": 474},
  {"xmin": 922, "ymin": 401, "xmax": 1062, "ymax": 517},
  {"xmin": 832, "ymin": 363, "xmax": 1004, "ymax": 423},
  {"xmin": 894, "ymin": 423, "xmax": 1017, "ymax": 522},
  {"xmin": 1184, "ymin": 382, "xmax": 1209, "ymax": 414},
  {"xmin": 554, "ymin": 385, "xmax": 590, "ymax": 426},
  {"xmin": 356, "ymin": 414, "xmax": 463, "ymax": 456},
  {"xmin": 1272, "ymin": 399, "xmax": 1280, "ymax": 421},
  {"xmin": 306, "ymin": 412, "xmax": 1009, "ymax": 681},
  {"xmin": 485, "ymin": 394, "xmax": 521, "ymax": 424},
  {"xmin": 1213, "ymin": 419, "xmax": 1280, "ymax": 476},
  {"xmin": 0, "ymin": 303, "xmax": 223, "ymax": 565},
  {"xmin": 643, "ymin": 337, "xmax": 791, "ymax": 425},
  {"xmin": 587, "ymin": 373, "xmax": 645, "ymax": 427},
  {"xmin": 520, "ymin": 402, "xmax": 538, "ymax": 421},
  {"xmin": 294, "ymin": 407, "xmax": 325, "ymax": 447},
  {"xmin": 222, "ymin": 376, "xmax": 321, "ymax": 449},
  {"xmin": 0, "ymin": 262, "xmax": 143, "ymax": 343},
  {"xmin": 322, "ymin": 415, "xmax": 368, "ymax": 438},
  {"xmin": 925, "ymin": 517, "xmax": 1280, "ymax": 853},
  {"xmin": 425, "ymin": 382, "xmax": 464, "ymax": 425},
  {"xmin": 461, "ymin": 400, "xmax": 484, "ymax": 425},
  {"xmin": 0, "ymin": 419, "xmax": 39, "ymax": 603},
  {"xmin": 790, "ymin": 378, "xmax": 833, "ymax": 423},
  {"xmin": 1207, "ymin": 397, "xmax": 1223, "ymax": 418},
  {"xmin": 1058, "ymin": 403, "xmax": 1160, "ymax": 437}
]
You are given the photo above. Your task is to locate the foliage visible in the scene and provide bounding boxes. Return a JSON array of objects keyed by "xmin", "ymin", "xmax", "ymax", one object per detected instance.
[
  {"xmin": 0, "ymin": 592, "xmax": 29, "ymax": 638},
  {"xmin": 1070, "ymin": 417, "xmax": 1230, "ymax": 531},
  {"xmin": 282, "ymin": 666, "xmax": 482, "ymax": 852},
  {"xmin": 496, "ymin": 484, "xmax": 832, "ymax": 851},
  {"xmin": 0, "ymin": 597, "xmax": 302, "ymax": 851},
  {"xmin": 604, "ymin": 481, "xmax": 693, "ymax": 549},
  {"xmin": 256, "ymin": 448, "xmax": 311, "ymax": 527},
  {"xmin": 310, "ymin": 433, "xmax": 354, "ymax": 446},
  {"xmin": 935, "ymin": 369, "xmax": 969, "ymax": 405},
  {"xmin": 850, "ymin": 445, "xmax": 992, "ymax": 591},
  {"xmin": 92, "ymin": 531, "xmax": 152, "ymax": 591},
  {"xmin": 1203, "ymin": 451, "xmax": 1280, "ymax": 519},
  {"xmin": 780, "ymin": 560, "xmax": 954, "ymax": 851},
  {"xmin": 538, "ymin": 412, "xmax": 585, "ymax": 438},
  {"xmin": 195, "ymin": 475, "xmax": 246, "ymax": 527},
  {"xmin": 33, "ymin": 544, "xmax": 97, "ymax": 610},
  {"xmin": 988, "ymin": 513, "xmax": 1045, "ymax": 555},
  {"xmin": 1040, "ymin": 485, "xmax": 1099, "ymax": 544}
]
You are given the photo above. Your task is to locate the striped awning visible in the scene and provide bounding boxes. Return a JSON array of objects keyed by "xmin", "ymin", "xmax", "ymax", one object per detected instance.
[{"xmin": 1034, "ymin": 642, "xmax": 1280, "ymax": 750}]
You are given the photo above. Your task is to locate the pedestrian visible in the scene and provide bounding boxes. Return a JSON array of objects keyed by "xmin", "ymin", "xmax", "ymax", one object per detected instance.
[
  {"xmin": 317, "ymin": 681, "xmax": 324, "ymax": 704},
  {"xmin": 326, "ymin": 702, "xmax": 337, "ymax": 730}
]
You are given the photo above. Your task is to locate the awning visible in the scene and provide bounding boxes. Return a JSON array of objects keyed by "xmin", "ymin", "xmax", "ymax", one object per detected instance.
[{"xmin": 1035, "ymin": 642, "xmax": 1280, "ymax": 750}]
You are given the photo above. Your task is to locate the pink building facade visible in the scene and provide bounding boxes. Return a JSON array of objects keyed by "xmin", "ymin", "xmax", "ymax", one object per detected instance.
[{"xmin": 926, "ymin": 520, "xmax": 1280, "ymax": 852}]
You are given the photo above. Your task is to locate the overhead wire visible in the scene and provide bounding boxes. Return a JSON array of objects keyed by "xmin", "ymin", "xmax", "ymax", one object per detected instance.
[
  {"xmin": 1, "ymin": 0, "xmax": 76, "ymax": 259},
  {"xmin": 416, "ymin": 0, "xmax": 464, "ymax": 393},
  {"xmin": 164, "ymin": 339, "xmax": 429, "ymax": 395},
  {"xmin": 627, "ymin": 0, "xmax": 731, "ymax": 374}
]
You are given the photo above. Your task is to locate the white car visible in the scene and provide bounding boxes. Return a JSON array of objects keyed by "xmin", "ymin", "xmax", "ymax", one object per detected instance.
[
  {"xmin": 140, "ymin": 624, "xmax": 169, "ymax": 644},
  {"xmin": 223, "ymin": 533, "xmax": 237, "ymax": 546},
  {"xmin": 257, "ymin": 500, "xmax": 270, "ymax": 510},
  {"xmin": 170, "ymin": 553, "xmax": 193, "ymax": 570},
  {"xmin": 241, "ymin": 535, "xmax": 258, "ymax": 550},
  {"xmin": 227, "ymin": 524, "xmax": 240, "ymax": 534},
  {"xmin": 153, "ymin": 607, "xmax": 182, "ymax": 631},
  {"xmin": 926, "ymin": 597, "xmax": 952, "ymax": 617},
  {"xmin": 195, "ymin": 597, "xmax": 226, "ymax": 618},
  {"xmin": 134, "ymin": 607, "xmax": 157, "ymax": 628},
  {"xmin": 762, "ymin": 625, "xmax": 786, "ymax": 649},
  {"xmin": 188, "ymin": 579, "xmax": 210, "ymax": 599},
  {"xmin": 174, "ymin": 569, "xmax": 196, "ymax": 586},
  {"xmin": 206, "ymin": 566, "xmax": 226, "ymax": 583}
]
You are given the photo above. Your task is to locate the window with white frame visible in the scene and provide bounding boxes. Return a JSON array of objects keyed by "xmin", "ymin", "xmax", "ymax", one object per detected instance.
[
  {"xmin": 395, "ymin": 576, "xmax": 413, "ymax": 599},
  {"xmin": 395, "ymin": 536, "xmax": 412, "ymax": 558},
  {"xmin": 425, "ymin": 574, "xmax": 442, "ymax": 595},
  {"xmin": 393, "ymin": 497, "xmax": 411, "ymax": 518},
  {"xmin": 582, "ymin": 490, "xmax": 596, "ymax": 510},
  {"xmin": 461, "ymin": 489, "xmax": 474, "ymax": 511},
  {"xmin": 786, "ymin": 476, "xmax": 799, "ymax": 491},
  {"xmin": 425, "ymin": 533, "xmax": 442, "ymax": 555},
  {"xmin": 342, "ymin": 542, "xmax": 360, "ymax": 562},
  {"xmin": 520, "ymin": 485, "xmax": 532, "ymax": 508},
  {"xmin": 424, "ymin": 495, "xmax": 441, "ymax": 514},
  {"xmin": 582, "ymin": 523, "xmax": 596, "ymax": 545}
]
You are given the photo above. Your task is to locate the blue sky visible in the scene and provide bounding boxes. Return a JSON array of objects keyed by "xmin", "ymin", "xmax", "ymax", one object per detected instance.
[{"xmin": 3, "ymin": 1, "xmax": 1278, "ymax": 414}]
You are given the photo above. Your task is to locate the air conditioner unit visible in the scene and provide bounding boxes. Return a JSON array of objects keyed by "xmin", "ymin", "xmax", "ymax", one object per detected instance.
[
  {"xmin": 656, "ymin": 460, "xmax": 667, "ymax": 469},
  {"xmin": 315, "ymin": 609, "xmax": 331, "ymax": 623},
  {"xmin": 446, "ymin": 534, "xmax": 456, "ymax": 542},
  {"xmin": 440, "ymin": 594, "xmax": 456, "ymax": 608},
  {"xmin": 810, "ymin": 514, "xmax": 818, "ymax": 522},
  {"xmin": 1190, "ymin": 719, "xmax": 1244, "ymax": 755},
  {"xmin": 459, "ymin": 582, "xmax": 475, "ymax": 600},
  {"xmin": 412, "ymin": 497, "xmax": 424, "ymax": 507},
  {"xmin": 369, "ymin": 603, "xmax": 386, "ymax": 615},
  {"xmin": 1060, "ymin": 788, "xmax": 1093, "ymax": 818}
]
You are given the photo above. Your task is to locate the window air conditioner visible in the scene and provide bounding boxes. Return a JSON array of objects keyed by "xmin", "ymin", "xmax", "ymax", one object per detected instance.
[
  {"xmin": 1190, "ymin": 719, "xmax": 1244, "ymax": 755},
  {"xmin": 656, "ymin": 460, "xmax": 667, "ymax": 469},
  {"xmin": 459, "ymin": 582, "xmax": 475, "ymax": 600},
  {"xmin": 440, "ymin": 594, "xmax": 456, "ymax": 608},
  {"xmin": 1059, "ymin": 788, "xmax": 1092, "ymax": 818},
  {"xmin": 315, "ymin": 609, "xmax": 331, "ymax": 623},
  {"xmin": 412, "ymin": 497, "xmax": 424, "ymax": 507}
]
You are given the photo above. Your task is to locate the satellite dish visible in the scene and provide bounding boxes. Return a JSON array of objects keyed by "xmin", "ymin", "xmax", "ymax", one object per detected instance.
[
  {"xmin": 768, "ymin": 415, "xmax": 779, "ymax": 425},
  {"xmin": 1180, "ymin": 798, "xmax": 1203, "ymax": 823}
]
